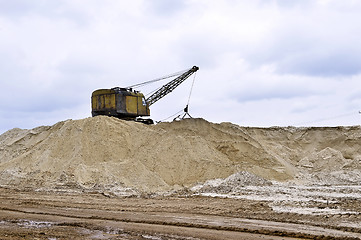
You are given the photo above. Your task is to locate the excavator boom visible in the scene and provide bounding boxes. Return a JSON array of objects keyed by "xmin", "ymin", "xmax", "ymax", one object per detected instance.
[{"xmin": 146, "ymin": 66, "xmax": 199, "ymax": 106}]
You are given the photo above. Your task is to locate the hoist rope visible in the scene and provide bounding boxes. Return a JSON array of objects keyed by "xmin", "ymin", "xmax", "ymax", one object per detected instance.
[
  {"xmin": 158, "ymin": 109, "xmax": 184, "ymax": 122},
  {"xmin": 186, "ymin": 72, "xmax": 197, "ymax": 106},
  {"xmin": 126, "ymin": 68, "xmax": 190, "ymax": 89},
  {"xmin": 158, "ymin": 72, "xmax": 198, "ymax": 122}
]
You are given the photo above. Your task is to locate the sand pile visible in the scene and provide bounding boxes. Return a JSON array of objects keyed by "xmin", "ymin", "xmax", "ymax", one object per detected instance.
[
  {"xmin": 190, "ymin": 171, "xmax": 272, "ymax": 194},
  {"xmin": 0, "ymin": 116, "xmax": 360, "ymax": 194}
]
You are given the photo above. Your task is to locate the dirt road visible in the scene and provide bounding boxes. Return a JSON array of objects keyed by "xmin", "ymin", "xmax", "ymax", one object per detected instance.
[{"xmin": 1, "ymin": 188, "xmax": 360, "ymax": 240}]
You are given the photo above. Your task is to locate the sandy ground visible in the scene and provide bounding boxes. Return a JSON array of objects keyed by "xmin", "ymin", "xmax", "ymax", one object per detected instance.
[
  {"xmin": 0, "ymin": 187, "xmax": 360, "ymax": 240},
  {"xmin": 1, "ymin": 117, "xmax": 361, "ymax": 239},
  {"xmin": 1, "ymin": 117, "xmax": 361, "ymax": 193}
]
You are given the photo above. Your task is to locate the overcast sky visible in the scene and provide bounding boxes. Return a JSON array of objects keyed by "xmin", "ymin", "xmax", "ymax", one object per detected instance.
[{"xmin": 1, "ymin": 0, "xmax": 361, "ymax": 134}]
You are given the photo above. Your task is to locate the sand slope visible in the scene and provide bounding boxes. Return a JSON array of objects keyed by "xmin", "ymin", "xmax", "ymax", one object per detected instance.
[{"xmin": 0, "ymin": 116, "xmax": 360, "ymax": 193}]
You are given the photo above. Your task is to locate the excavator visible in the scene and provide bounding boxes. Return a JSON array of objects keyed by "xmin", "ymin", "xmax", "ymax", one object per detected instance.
[{"xmin": 91, "ymin": 66, "xmax": 199, "ymax": 124}]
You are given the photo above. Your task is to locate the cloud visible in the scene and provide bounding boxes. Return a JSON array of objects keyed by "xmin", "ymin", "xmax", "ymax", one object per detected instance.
[
  {"xmin": 145, "ymin": 0, "xmax": 187, "ymax": 16},
  {"xmin": 1, "ymin": 0, "xmax": 361, "ymax": 133},
  {"xmin": 245, "ymin": 0, "xmax": 361, "ymax": 76},
  {"xmin": 0, "ymin": 0, "xmax": 90, "ymax": 27},
  {"xmin": 277, "ymin": 52, "xmax": 361, "ymax": 76}
]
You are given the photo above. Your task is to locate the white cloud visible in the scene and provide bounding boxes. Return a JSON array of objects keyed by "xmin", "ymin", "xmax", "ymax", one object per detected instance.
[
  {"xmin": 248, "ymin": 1, "xmax": 361, "ymax": 76},
  {"xmin": 0, "ymin": 0, "xmax": 361, "ymax": 134}
]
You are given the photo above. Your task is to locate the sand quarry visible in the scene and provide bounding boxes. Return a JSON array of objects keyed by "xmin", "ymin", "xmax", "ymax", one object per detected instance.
[{"xmin": 0, "ymin": 116, "xmax": 361, "ymax": 239}]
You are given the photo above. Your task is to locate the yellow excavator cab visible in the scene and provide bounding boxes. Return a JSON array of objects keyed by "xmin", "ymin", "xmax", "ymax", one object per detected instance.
[{"xmin": 91, "ymin": 88, "xmax": 150, "ymax": 119}]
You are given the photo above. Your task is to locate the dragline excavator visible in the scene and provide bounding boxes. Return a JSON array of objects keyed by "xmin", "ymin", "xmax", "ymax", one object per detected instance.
[{"xmin": 91, "ymin": 66, "xmax": 199, "ymax": 124}]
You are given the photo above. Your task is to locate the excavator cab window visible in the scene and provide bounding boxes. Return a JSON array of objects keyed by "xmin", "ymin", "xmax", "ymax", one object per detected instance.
[{"xmin": 142, "ymin": 97, "xmax": 147, "ymax": 106}]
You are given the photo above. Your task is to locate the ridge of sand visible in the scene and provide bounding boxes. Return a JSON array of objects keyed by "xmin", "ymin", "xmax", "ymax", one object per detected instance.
[{"xmin": 0, "ymin": 116, "xmax": 360, "ymax": 193}]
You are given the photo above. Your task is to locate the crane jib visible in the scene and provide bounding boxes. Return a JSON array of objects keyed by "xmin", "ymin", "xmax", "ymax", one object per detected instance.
[{"xmin": 146, "ymin": 66, "xmax": 199, "ymax": 106}]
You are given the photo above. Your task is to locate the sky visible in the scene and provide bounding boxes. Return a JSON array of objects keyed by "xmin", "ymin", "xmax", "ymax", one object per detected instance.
[{"xmin": 1, "ymin": 0, "xmax": 361, "ymax": 134}]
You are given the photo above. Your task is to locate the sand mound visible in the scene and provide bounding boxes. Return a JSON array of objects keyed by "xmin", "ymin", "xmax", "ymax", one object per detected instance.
[
  {"xmin": 0, "ymin": 116, "xmax": 360, "ymax": 194},
  {"xmin": 190, "ymin": 171, "xmax": 272, "ymax": 194}
]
